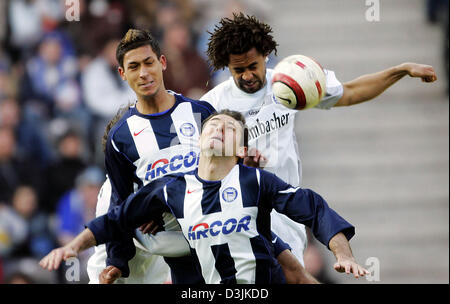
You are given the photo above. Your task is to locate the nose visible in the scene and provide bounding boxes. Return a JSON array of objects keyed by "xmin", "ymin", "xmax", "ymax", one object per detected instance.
[
  {"xmin": 215, "ymin": 121, "xmax": 225, "ymax": 132},
  {"xmin": 242, "ymin": 70, "xmax": 253, "ymax": 82},
  {"xmin": 139, "ymin": 66, "xmax": 149, "ymax": 79}
]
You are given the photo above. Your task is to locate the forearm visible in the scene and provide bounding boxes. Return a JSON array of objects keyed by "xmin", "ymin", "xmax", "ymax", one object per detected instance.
[
  {"xmin": 68, "ymin": 228, "xmax": 97, "ymax": 253},
  {"xmin": 328, "ymin": 232, "xmax": 369, "ymax": 278},
  {"xmin": 328, "ymin": 232, "xmax": 354, "ymax": 261},
  {"xmin": 336, "ymin": 63, "xmax": 409, "ymax": 106}
]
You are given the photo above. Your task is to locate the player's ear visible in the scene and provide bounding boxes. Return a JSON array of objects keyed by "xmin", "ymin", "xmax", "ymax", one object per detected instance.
[
  {"xmin": 118, "ymin": 66, "xmax": 127, "ymax": 81},
  {"xmin": 159, "ymin": 54, "xmax": 167, "ymax": 71}
]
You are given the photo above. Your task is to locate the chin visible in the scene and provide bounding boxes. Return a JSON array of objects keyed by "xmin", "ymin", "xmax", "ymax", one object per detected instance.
[{"xmin": 241, "ymin": 85, "xmax": 261, "ymax": 94}]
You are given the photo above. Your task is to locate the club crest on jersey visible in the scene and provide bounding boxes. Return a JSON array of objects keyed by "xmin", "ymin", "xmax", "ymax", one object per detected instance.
[
  {"xmin": 145, "ymin": 151, "xmax": 199, "ymax": 181},
  {"xmin": 188, "ymin": 215, "xmax": 251, "ymax": 240},
  {"xmin": 179, "ymin": 123, "xmax": 195, "ymax": 137},
  {"xmin": 222, "ymin": 187, "xmax": 238, "ymax": 202}
]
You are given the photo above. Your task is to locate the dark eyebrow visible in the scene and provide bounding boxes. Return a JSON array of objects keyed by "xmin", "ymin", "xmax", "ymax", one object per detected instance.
[
  {"xmin": 127, "ymin": 56, "xmax": 152, "ymax": 66},
  {"xmin": 208, "ymin": 117, "xmax": 237, "ymax": 126},
  {"xmin": 208, "ymin": 117, "xmax": 221, "ymax": 123},
  {"xmin": 233, "ymin": 61, "xmax": 258, "ymax": 70}
]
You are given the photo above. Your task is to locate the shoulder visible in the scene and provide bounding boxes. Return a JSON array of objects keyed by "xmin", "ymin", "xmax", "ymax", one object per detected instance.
[
  {"xmin": 266, "ymin": 68, "xmax": 275, "ymax": 81},
  {"xmin": 314, "ymin": 69, "xmax": 344, "ymax": 110},
  {"xmin": 237, "ymin": 164, "xmax": 261, "ymax": 182},
  {"xmin": 106, "ymin": 107, "xmax": 135, "ymax": 149},
  {"xmin": 256, "ymin": 168, "xmax": 287, "ymax": 188},
  {"xmin": 175, "ymin": 93, "xmax": 216, "ymax": 115},
  {"xmin": 201, "ymin": 78, "xmax": 233, "ymax": 107}
]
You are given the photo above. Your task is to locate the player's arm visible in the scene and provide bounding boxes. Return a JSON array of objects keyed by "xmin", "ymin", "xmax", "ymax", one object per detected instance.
[
  {"xmin": 271, "ymin": 231, "xmax": 320, "ymax": 284},
  {"xmin": 259, "ymin": 170, "xmax": 367, "ymax": 278},
  {"xmin": 328, "ymin": 232, "xmax": 369, "ymax": 278},
  {"xmin": 102, "ymin": 131, "xmax": 146, "ymax": 278},
  {"xmin": 335, "ymin": 62, "xmax": 437, "ymax": 107},
  {"xmin": 39, "ymin": 228, "xmax": 96, "ymax": 271},
  {"xmin": 39, "ymin": 180, "xmax": 170, "ymax": 271}
]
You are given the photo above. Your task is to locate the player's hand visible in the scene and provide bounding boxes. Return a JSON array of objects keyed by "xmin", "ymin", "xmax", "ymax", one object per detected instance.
[
  {"xmin": 39, "ymin": 246, "xmax": 77, "ymax": 271},
  {"xmin": 99, "ymin": 265, "xmax": 122, "ymax": 284},
  {"xmin": 139, "ymin": 220, "xmax": 160, "ymax": 235},
  {"xmin": 244, "ymin": 148, "xmax": 268, "ymax": 168},
  {"xmin": 333, "ymin": 256, "xmax": 369, "ymax": 279},
  {"xmin": 402, "ymin": 63, "xmax": 437, "ymax": 82}
]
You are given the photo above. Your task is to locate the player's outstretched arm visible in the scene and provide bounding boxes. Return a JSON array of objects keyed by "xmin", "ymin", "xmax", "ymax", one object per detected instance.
[
  {"xmin": 335, "ymin": 62, "xmax": 437, "ymax": 107},
  {"xmin": 39, "ymin": 228, "xmax": 97, "ymax": 271},
  {"xmin": 328, "ymin": 232, "xmax": 369, "ymax": 278}
]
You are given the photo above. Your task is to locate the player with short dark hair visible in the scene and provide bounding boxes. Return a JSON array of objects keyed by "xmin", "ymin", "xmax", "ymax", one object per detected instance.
[
  {"xmin": 40, "ymin": 110, "xmax": 369, "ymax": 283},
  {"xmin": 86, "ymin": 28, "xmax": 217, "ymax": 284}
]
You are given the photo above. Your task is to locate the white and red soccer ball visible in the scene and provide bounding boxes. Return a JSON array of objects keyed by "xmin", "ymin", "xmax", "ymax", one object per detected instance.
[{"xmin": 271, "ymin": 54, "xmax": 326, "ymax": 110}]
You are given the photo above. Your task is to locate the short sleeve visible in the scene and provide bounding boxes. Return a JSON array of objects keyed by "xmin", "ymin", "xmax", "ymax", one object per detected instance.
[{"xmin": 314, "ymin": 69, "xmax": 344, "ymax": 110}]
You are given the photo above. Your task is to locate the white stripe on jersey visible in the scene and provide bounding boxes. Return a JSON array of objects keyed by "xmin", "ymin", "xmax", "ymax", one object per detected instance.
[
  {"xmin": 127, "ymin": 115, "xmax": 158, "ymax": 185},
  {"xmin": 220, "ymin": 166, "xmax": 258, "ymax": 284},
  {"xmin": 181, "ymin": 174, "xmax": 221, "ymax": 283},
  {"xmin": 170, "ymin": 101, "xmax": 201, "ymax": 147},
  {"xmin": 178, "ymin": 166, "xmax": 259, "ymax": 284}
]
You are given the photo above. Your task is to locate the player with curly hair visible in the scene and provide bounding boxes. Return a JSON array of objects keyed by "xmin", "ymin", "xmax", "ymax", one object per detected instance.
[{"xmin": 201, "ymin": 12, "xmax": 437, "ymax": 283}]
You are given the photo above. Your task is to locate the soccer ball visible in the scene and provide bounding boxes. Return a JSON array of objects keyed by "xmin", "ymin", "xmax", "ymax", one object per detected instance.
[{"xmin": 271, "ymin": 54, "xmax": 326, "ymax": 110}]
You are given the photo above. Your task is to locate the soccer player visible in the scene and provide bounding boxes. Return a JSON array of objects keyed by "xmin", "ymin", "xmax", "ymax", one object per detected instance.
[
  {"xmin": 201, "ymin": 12, "xmax": 437, "ymax": 277},
  {"xmin": 85, "ymin": 28, "xmax": 216, "ymax": 284},
  {"xmin": 40, "ymin": 110, "xmax": 369, "ymax": 283}
]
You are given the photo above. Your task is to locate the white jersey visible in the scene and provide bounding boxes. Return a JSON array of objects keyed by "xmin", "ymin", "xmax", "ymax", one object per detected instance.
[{"xmin": 201, "ymin": 68, "xmax": 343, "ymax": 263}]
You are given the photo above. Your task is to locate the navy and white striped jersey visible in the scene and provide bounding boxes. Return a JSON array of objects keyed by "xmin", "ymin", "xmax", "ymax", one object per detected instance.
[
  {"xmin": 103, "ymin": 92, "xmax": 215, "ymax": 277},
  {"xmin": 88, "ymin": 164, "xmax": 355, "ymax": 284}
]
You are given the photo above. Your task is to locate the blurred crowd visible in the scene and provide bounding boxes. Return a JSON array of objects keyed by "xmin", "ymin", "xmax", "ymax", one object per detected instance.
[
  {"xmin": 0, "ymin": 0, "xmax": 447, "ymax": 284},
  {"xmin": 0, "ymin": 0, "xmax": 273, "ymax": 284}
]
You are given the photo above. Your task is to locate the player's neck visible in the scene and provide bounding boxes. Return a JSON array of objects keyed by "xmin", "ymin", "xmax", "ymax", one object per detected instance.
[
  {"xmin": 197, "ymin": 155, "xmax": 238, "ymax": 181},
  {"xmin": 136, "ymin": 90, "xmax": 175, "ymax": 115}
]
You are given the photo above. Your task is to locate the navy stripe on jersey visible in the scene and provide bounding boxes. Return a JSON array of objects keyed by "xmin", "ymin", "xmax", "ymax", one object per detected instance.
[
  {"xmin": 211, "ymin": 243, "xmax": 237, "ymax": 284},
  {"xmin": 165, "ymin": 176, "xmax": 186, "ymax": 219},
  {"xmin": 201, "ymin": 183, "xmax": 221, "ymax": 215},
  {"xmin": 184, "ymin": 97, "xmax": 217, "ymax": 124},
  {"xmin": 112, "ymin": 120, "xmax": 140, "ymax": 163},
  {"xmin": 239, "ymin": 165, "xmax": 259, "ymax": 207},
  {"xmin": 163, "ymin": 255, "xmax": 205, "ymax": 284},
  {"xmin": 149, "ymin": 116, "xmax": 179, "ymax": 150},
  {"xmin": 249, "ymin": 236, "xmax": 273, "ymax": 284}
]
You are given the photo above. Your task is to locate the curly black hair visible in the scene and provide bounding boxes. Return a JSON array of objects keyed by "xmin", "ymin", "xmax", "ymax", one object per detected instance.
[{"xmin": 206, "ymin": 13, "xmax": 278, "ymax": 71}]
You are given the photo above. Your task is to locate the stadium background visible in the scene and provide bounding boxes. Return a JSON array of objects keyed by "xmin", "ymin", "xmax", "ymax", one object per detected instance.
[{"xmin": 0, "ymin": 0, "xmax": 448, "ymax": 284}]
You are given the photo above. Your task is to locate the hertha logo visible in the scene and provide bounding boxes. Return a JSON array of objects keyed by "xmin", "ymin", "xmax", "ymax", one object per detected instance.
[
  {"xmin": 179, "ymin": 123, "xmax": 195, "ymax": 137},
  {"xmin": 222, "ymin": 187, "xmax": 238, "ymax": 202}
]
